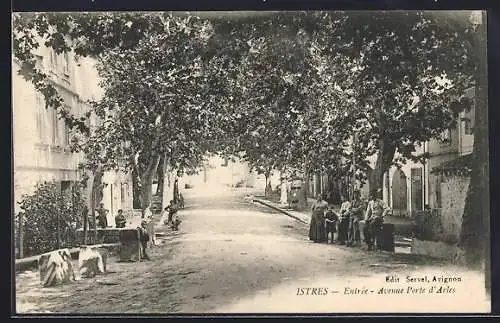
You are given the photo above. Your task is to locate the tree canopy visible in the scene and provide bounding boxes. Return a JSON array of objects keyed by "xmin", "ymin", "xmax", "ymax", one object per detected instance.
[{"xmin": 13, "ymin": 10, "xmax": 478, "ymax": 193}]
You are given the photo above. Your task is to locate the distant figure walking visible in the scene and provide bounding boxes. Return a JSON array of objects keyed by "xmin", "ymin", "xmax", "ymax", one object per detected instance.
[
  {"xmin": 178, "ymin": 193, "xmax": 185, "ymax": 209},
  {"xmin": 173, "ymin": 179, "xmax": 179, "ymax": 203}
]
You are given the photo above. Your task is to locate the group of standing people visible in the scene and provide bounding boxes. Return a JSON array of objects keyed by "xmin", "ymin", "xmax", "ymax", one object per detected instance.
[{"xmin": 309, "ymin": 188, "xmax": 390, "ymax": 251}]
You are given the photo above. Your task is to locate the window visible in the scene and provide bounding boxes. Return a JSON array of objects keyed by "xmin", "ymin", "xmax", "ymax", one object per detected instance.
[
  {"xmin": 439, "ymin": 129, "xmax": 452, "ymax": 144},
  {"xmin": 62, "ymin": 122, "xmax": 70, "ymax": 147},
  {"xmin": 49, "ymin": 49, "xmax": 57, "ymax": 71},
  {"xmin": 121, "ymin": 183, "xmax": 128, "ymax": 205},
  {"xmin": 435, "ymin": 175, "xmax": 442, "ymax": 208},
  {"xmin": 51, "ymin": 110, "xmax": 60, "ymax": 146},
  {"xmin": 462, "ymin": 118, "xmax": 473, "ymax": 135},
  {"xmin": 35, "ymin": 94, "xmax": 45, "ymax": 141},
  {"xmin": 34, "ymin": 55, "xmax": 43, "ymax": 69},
  {"xmin": 62, "ymin": 52, "xmax": 70, "ymax": 75},
  {"xmin": 62, "ymin": 105, "xmax": 71, "ymax": 147},
  {"xmin": 61, "ymin": 181, "xmax": 72, "ymax": 196}
]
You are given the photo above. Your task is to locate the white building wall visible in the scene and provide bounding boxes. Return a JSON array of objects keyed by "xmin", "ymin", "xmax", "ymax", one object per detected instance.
[
  {"xmin": 12, "ymin": 40, "xmax": 132, "ymax": 216},
  {"xmin": 13, "ymin": 46, "xmax": 85, "ymax": 213}
]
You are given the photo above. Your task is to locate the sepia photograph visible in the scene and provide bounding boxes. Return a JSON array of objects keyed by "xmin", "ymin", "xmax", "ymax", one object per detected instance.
[{"xmin": 12, "ymin": 10, "xmax": 491, "ymax": 314}]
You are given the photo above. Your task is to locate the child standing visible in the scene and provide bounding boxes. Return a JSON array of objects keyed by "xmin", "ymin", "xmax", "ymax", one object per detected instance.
[
  {"xmin": 324, "ymin": 205, "xmax": 339, "ymax": 244},
  {"xmin": 138, "ymin": 220, "xmax": 151, "ymax": 260}
]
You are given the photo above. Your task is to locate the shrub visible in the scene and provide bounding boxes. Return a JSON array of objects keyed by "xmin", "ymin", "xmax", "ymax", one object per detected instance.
[
  {"xmin": 16, "ymin": 181, "xmax": 87, "ymax": 258},
  {"xmin": 412, "ymin": 209, "xmax": 443, "ymax": 242}
]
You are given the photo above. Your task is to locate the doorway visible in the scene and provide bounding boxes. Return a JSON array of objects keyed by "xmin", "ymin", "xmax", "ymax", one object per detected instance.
[{"xmin": 391, "ymin": 169, "xmax": 408, "ymax": 217}]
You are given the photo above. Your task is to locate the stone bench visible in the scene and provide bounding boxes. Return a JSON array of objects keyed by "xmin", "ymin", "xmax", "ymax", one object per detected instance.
[
  {"xmin": 118, "ymin": 228, "xmax": 142, "ymax": 262},
  {"xmin": 75, "ymin": 218, "xmax": 151, "ymax": 244},
  {"xmin": 38, "ymin": 249, "xmax": 75, "ymax": 287}
]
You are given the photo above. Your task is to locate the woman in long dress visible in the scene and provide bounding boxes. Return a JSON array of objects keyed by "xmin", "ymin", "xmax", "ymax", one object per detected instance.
[
  {"xmin": 309, "ymin": 194, "xmax": 328, "ymax": 242},
  {"xmin": 338, "ymin": 197, "xmax": 351, "ymax": 245}
]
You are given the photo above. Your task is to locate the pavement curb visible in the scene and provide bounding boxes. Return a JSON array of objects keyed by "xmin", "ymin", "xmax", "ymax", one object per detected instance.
[{"xmin": 253, "ymin": 198, "xmax": 308, "ymax": 224}]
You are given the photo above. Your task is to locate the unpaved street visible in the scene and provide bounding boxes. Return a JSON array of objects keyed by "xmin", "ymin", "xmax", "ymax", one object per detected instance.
[{"xmin": 16, "ymin": 186, "xmax": 490, "ymax": 314}]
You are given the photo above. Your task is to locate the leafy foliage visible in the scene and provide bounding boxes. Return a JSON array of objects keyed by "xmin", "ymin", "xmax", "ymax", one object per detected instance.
[
  {"xmin": 316, "ymin": 11, "xmax": 476, "ymax": 188},
  {"xmin": 13, "ymin": 11, "xmax": 479, "ymax": 192},
  {"xmin": 16, "ymin": 182, "xmax": 86, "ymax": 257}
]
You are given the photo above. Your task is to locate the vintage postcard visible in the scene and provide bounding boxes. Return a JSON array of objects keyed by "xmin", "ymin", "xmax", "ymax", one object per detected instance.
[{"xmin": 12, "ymin": 10, "xmax": 491, "ymax": 314}]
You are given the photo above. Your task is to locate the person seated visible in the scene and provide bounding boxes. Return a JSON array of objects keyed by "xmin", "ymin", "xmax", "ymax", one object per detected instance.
[
  {"xmin": 324, "ymin": 205, "xmax": 339, "ymax": 244},
  {"xmin": 96, "ymin": 203, "xmax": 109, "ymax": 229},
  {"xmin": 115, "ymin": 209, "xmax": 127, "ymax": 228},
  {"xmin": 171, "ymin": 212, "xmax": 182, "ymax": 231},
  {"xmin": 164, "ymin": 200, "xmax": 179, "ymax": 225}
]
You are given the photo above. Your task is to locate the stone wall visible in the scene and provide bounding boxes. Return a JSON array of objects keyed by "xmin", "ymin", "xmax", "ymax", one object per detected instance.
[
  {"xmin": 411, "ymin": 238, "xmax": 465, "ymax": 263},
  {"xmin": 439, "ymin": 175, "xmax": 470, "ymax": 243},
  {"xmin": 76, "ymin": 228, "xmax": 122, "ymax": 245}
]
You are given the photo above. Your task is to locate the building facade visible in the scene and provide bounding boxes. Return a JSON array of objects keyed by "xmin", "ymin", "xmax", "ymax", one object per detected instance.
[
  {"xmin": 377, "ymin": 87, "xmax": 476, "ymax": 219},
  {"xmin": 381, "ymin": 147, "xmax": 427, "ymax": 218},
  {"xmin": 12, "ymin": 42, "xmax": 133, "ymax": 226},
  {"xmin": 181, "ymin": 155, "xmax": 258, "ymax": 189},
  {"xmin": 427, "ymin": 87, "xmax": 475, "ymax": 211}
]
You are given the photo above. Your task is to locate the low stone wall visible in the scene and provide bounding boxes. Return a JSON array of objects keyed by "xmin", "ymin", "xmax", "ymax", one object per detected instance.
[
  {"xmin": 411, "ymin": 238, "xmax": 465, "ymax": 263},
  {"xmin": 76, "ymin": 228, "xmax": 122, "ymax": 244}
]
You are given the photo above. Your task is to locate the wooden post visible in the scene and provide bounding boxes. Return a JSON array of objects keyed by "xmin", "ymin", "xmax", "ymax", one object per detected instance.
[
  {"xmin": 19, "ymin": 213, "xmax": 24, "ymax": 259},
  {"xmin": 83, "ymin": 205, "xmax": 88, "ymax": 246},
  {"xmin": 474, "ymin": 10, "xmax": 490, "ymax": 293},
  {"xmin": 110, "ymin": 183, "xmax": 114, "ymax": 223},
  {"xmin": 56, "ymin": 210, "xmax": 61, "ymax": 250},
  {"xmin": 137, "ymin": 228, "xmax": 142, "ymax": 262}
]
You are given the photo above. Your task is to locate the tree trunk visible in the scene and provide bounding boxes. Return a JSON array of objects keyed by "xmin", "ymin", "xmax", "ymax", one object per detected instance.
[
  {"xmin": 459, "ymin": 12, "xmax": 489, "ymax": 272},
  {"xmin": 56, "ymin": 211, "xmax": 61, "ymax": 250},
  {"xmin": 90, "ymin": 167, "xmax": 104, "ymax": 245},
  {"xmin": 131, "ymin": 166, "xmax": 142, "ymax": 209},
  {"xmin": 140, "ymin": 154, "xmax": 161, "ymax": 217},
  {"xmin": 303, "ymin": 163, "xmax": 309, "ymax": 205},
  {"xmin": 18, "ymin": 213, "xmax": 23, "ymax": 258},
  {"xmin": 264, "ymin": 172, "xmax": 271, "ymax": 197},
  {"xmin": 369, "ymin": 138, "xmax": 396, "ymax": 195},
  {"xmin": 82, "ymin": 206, "xmax": 88, "ymax": 246},
  {"xmin": 156, "ymin": 154, "xmax": 165, "ymax": 196},
  {"xmin": 160, "ymin": 154, "xmax": 172, "ymax": 211}
]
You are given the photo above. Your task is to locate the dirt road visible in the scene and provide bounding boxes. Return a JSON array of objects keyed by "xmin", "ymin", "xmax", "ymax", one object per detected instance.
[{"xmin": 15, "ymin": 186, "xmax": 490, "ymax": 314}]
